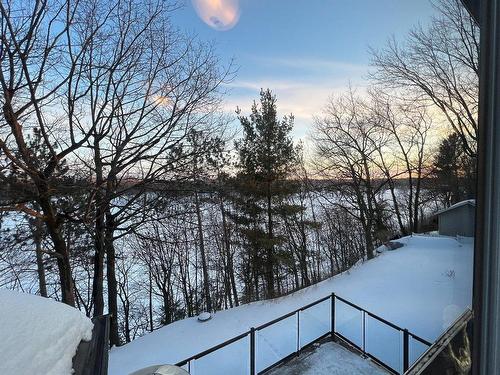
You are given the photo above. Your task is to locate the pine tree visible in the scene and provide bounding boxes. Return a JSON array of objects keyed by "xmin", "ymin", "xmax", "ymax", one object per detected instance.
[
  {"xmin": 433, "ymin": 133, "xmax": 476, "ymax": 205},
  {"xmin": 233, "ymin": 89, "xmax": 298, "ymax": 299}
]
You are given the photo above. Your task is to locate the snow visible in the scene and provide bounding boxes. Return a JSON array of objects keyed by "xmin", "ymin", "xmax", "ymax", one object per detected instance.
[
  {"xmin": 109, "ymin": 235, "xmax": 473, "ymax": 375},
  {"xmin": 0, "ymin": 289, "xmax": 93, "ymax": 375},
  {"xmin": 434, "ymin": 199, "xmax": 476, "ymax": 215},
  {"xmin": 266, "ymin": 341, "xmax": 388, "ymax": 375},
  {"xmin": 197, "ymin": 312, "xmax": 212, "ymax": 322}
]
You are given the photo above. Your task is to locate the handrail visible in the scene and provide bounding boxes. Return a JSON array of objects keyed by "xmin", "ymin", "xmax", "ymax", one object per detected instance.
[
  {"xmin": 335, "ymin": 294, "xmax": 365, "ymax": 311},
  {"xmin": 256, "ymin": 295, "xmax": 331, "ymax": 331},
  {"xmin": 174, "ymin": 293, "xmax": 433, "ymax": 374},
  {"xmin": 256, "ymin": 310, "xmax": 296, "ymax": 331},
  {"xmin": 335, "ymin": 294, "xmax": 432, "ymax": 346},
  {"xmin": 299, "ymin": 295, "xmax": 331, "ymax": 311},
  {"xmin": 176, "ymin": 331, "xmax": 250, "ymax": 366},
  {"xmin": 409, "ymin": 332, "xmax": 433, "ymax": 347},
  {"xmin": 364, "ymin": 310, "xmax": 402, "ymax": 331}
]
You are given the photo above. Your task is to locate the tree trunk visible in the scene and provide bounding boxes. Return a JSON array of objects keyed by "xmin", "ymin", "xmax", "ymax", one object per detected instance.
[
  {"xmin": 162, "ymin": 286, "xmax": 172, "ymax": 325},
  {"xmin": 92, "ymin": 138, "xmax": 105, "ymax": 317},
  {"xmin": 38, "ymin": 192, "xmax": 75, "ymax": 306},
  {"xmin": 299, "ymin": 216, "xmax": 311, "ymax": 287},
  {"xmin": 124, "ymin": 303, "xmax": 131, "ymax": 343},
  {"xmin": 105, "ymin": 213, "xmax": 120, "ymax": 347},
  {"xmin": 266, "ymin": 183, "xmax": 275, "ymax": 298},
  {"xmin": 362, "ymin": 160, "xmax": 376, "ymax": 259},
  {"xmin": 148, "ymin": 266, "xmax": 154, "ymax": 332},
  {"xmin": 218, "ymin": 243, "xmax": 233, "ymax": 308},
  {"xmin": 194, "ymin": 191, "xmax": 212, "ymax": 312},
  {"xmin": 92, "ymin": 229, "xmax": 105, "ymax": 317},
  {"xmin": 413, "ymin": 162, "xmax": 423, "ymax": 233},
  {"xmin": 34, "ymin": 218, "xmax": 48, "ymax": 298},
  {"xmin": 219, "ymin": 195, "xmax": 239, "ymax": 306},
  {"xmin": 386, "ymin": 173, "xmax": 408, "ymax": 236}
]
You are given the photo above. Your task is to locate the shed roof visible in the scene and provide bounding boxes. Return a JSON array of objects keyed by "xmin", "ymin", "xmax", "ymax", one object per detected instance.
[{"xmin": 435, "ymin": 199, "xmax": 476, "ymax": 216}]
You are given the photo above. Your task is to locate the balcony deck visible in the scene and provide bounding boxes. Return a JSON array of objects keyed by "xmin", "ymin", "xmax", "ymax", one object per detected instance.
[{"xmin": 265, "ymin": 340, "xmax": 390, "ymax": 375}]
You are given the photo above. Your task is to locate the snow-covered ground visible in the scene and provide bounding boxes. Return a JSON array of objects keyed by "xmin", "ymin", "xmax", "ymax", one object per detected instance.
[
  {"xmin": 0, "ymin": 289, "xmax": 93, "ymax": 375},
  {"xmin": 267, "ymin": 341, "xmax": 388, "ymax": 375},
  {"xmin": 109, "ymin": 235, "xmax": 473, "ymax": 375}
]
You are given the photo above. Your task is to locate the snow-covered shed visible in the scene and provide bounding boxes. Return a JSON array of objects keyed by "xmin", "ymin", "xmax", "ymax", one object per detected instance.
[{"xmin": 435, "ymin": 200, "xmax": 475, "ymax": 237}]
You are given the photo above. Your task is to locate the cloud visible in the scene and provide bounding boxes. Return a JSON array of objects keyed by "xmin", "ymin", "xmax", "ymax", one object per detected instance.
[
  {"xmin": 222, "ymin": 77, "xmax": 369, "ymax": 140},
  {"xmin": 226, "ymin": 80, "xmax": 303, "ymax": 92},
  {"xmin": 221, "ymin": 54, "xmax": 370, "ymax": 142},
  {"xmin": 247, "ymin": 55, "xmax": 368, "ymax": 75}
]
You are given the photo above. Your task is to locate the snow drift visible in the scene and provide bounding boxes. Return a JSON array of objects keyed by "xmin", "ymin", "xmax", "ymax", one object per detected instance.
[{"xmin": 0, "ymin": 289, "xmax": 93, "ymax": 375}]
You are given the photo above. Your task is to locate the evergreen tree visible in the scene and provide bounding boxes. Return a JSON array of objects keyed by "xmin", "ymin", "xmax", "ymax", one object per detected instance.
[
  {"xmin": 233, "ymin": 89, "xmax": 299, "ymax": 299},
  {"xmin": 433, "ymin": 133, "xmax": 476, "ymax": 205}
]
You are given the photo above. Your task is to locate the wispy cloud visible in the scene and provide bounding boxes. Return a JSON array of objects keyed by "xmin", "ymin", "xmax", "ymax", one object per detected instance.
[
  {"xmin": 246, "ymin": 55, "xmax": 369, "ymax": 75},
  {"xmin": 222, "ymin": 77, "xmax": 369, "ymax": 140},
  {"xmin": 225, "ymin": 79, "xmax": 304, "ymax": 92},
  {"xmin": 222, "ymin": 54, "xmax": 370, "ymax": 141}
]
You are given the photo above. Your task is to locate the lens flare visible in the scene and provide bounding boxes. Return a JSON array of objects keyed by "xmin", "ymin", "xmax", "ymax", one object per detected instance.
[{"xmin": 192, "ymin": 0, "xmax": 241, "ymax": 31}]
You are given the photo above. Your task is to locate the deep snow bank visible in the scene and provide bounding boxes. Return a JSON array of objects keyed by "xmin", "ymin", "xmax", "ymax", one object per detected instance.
[
  {"xmin": 0, "ymin": 289, "xmax": 93, "ymax": 375},
  {"xmin": 110, "ymin": 235, "xmax": 473, "ymax": 375}
]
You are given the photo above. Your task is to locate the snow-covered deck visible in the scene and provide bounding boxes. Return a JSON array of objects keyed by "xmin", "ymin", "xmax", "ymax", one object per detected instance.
[
  {"xmin": 266, "ymin": 341, "xmax": 389, "ymax": 375},
  {"xmin": 109, "ymin": 235, "xmax": 473, "ymax": 375}
]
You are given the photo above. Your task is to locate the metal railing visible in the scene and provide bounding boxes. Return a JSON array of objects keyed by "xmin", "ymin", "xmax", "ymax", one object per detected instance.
[{"xmin": 175, "ymin": 293, "xmax": 432, "ymax": 375}]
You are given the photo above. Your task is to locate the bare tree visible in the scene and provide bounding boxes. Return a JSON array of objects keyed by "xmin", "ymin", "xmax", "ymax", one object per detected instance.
[
  {"xmin": 214, "ymin": 172, "xmax": 239, "ymax": 307},
  {"xmin": 1, "ymin": 0, "xmax": 230, "ymax": 346},
  {"xmin": 370, "ymin": 0, "xmax": 479, "ymax": 156},
  {"xmin": 370, "ymin": 91, "xmax": 433, "ymax": 233},
  {"xmin": 0, "ymin": 0, "xmax": 113, "ymax": 305},
  {"xmin": 313, "ymin": 89, "xmax": 388, "ymax": 259},
  {"xmin": 62, "ymin": 0, "xmax": 228, "ymax": 344},
  {"xmin": 318, "ymin": 203, "xmax": 365, "ymax": 274}
]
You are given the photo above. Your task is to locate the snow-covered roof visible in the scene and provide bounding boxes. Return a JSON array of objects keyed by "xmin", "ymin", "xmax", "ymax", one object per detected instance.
[
  {"xmin": 435, "ymin": 199, "xmax": 476, "ymax": 216},
  {"xmin": 0, "ymin": 289, "xmax": 93, "ymax": 375}
]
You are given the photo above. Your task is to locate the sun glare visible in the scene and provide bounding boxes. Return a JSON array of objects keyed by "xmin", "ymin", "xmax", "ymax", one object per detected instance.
[
  {"xmin": 152, "ymin": 95, "xmax": 172, "ymax": 107},
  {"xmin": 192, "ymin": 0, "xmax": 241, "ymax": 31}
]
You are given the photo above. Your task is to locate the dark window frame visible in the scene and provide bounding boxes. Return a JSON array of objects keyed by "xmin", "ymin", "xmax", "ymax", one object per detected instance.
[{"xmin": 460, "ymin": 0, "xmax": 500, "ymax": 373}]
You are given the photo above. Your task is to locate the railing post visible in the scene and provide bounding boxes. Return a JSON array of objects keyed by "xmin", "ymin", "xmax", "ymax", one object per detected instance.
[
  {"xmin": 296, "ymin": 310, "xmax": 300, "ymax": 354},
  {"xmin": 175, "ymin": 294, "xmax": 425, "ymax": 375},
  {"xmin": 250, "ymin": 328, "xmax": 256, "ymax": 375},
  {"xmin": 362, "ymin": 310, "xmax": 366, "ymax": 355},
  {"xmin": 403, "ymin": 329, "xmax": 410, "ymax": 372},
  {"xmin": 331, "ymin": 293, "xmax": 336, "ymax": 341}
]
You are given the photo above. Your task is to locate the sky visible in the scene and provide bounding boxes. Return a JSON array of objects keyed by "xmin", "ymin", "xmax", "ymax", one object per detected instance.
[{"xmin": 171, "ymin": 0, "xmax": 439, "ymax": 140}]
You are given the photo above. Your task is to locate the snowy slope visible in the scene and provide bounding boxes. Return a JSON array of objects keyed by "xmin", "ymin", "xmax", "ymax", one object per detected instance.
[
  {"xmin": 109, "ymin": 235, "xmax": 473, "ymax": 375},
  {"xmin": 0, "ymin": 289, "xmax": 93, "ymax": 375}
]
